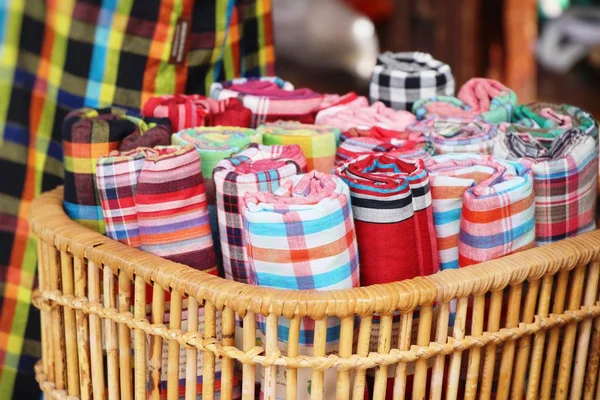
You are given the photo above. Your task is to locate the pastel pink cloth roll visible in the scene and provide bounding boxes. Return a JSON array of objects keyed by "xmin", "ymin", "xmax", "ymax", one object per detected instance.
[{"xmin": 315, "ymin": 101, "xmax": 416, "ymax": 131}]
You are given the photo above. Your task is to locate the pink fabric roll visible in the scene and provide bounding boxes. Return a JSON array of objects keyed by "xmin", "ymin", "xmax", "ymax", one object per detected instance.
[{"xmin": 315, "ymin": 101, "xmax": 416, "ymax": 131}]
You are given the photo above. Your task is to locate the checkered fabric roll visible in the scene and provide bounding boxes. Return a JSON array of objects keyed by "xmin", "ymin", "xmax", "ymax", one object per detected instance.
[
  {"xmin": 413, "ymin": 78, "xmax": 518, "ymax": 123},
  {"xmin": 213, "ymin": 144, "xmax": 306, "ymax": 283},
  {"xmin": 143, "ymin": 94, "xmax": 252, "ymax": 131},
  {"xmin": 511, "ymin": 103, "xmax": 597, "ymax": 139},
  {"xmin": 370, "ymin": 52, "xmax": 455, "ymax": 111},
  {"xmin": 63, "ymin": 107, "xmax": 171, "ymax": 233},
  {"xmin": 315, "ymin": 101, "xmax": 417, "ymax": 131},
  {"xmin": 335, "ymin": 154, "xmax": 438, "ymax": 284},
  {"xmin": 258, "ymin": 121, "xmax": 340, "ymax": 173},
  {"xmin": 494, "ymin": 117, "xmax": 599, "ymax": 245},
  {"xmin": 426, "ymin": 153, "xmax": 536, "ymax": 270},
  {"xmin": 408, "ymin": 116, "xmax": 498, "ymax": 155},
  {"xmin": 210, "ymin": 77, "xmax": 325, "ymax": 127}
]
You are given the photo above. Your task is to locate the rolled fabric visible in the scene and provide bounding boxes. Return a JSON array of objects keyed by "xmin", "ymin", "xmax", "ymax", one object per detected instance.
[
  {"xmin": 510, "ymin": 102, "xmax": 596, "ymax": 139},
  {"xmin": 258, "ymin": 121, "xmax": 339, "ymax": 173},
  {"xmin": 143, "ymin": 94, "xmax": 252, "ymax": 130},
  {"xmin": 210, "ymin": 76, "xmax": 325, "ymax": 127},
  {"xmin": 315, "ymin": 101, "xmax": 416, "ymax": 132},
  {"xmin": 369, "ymin": 51, "xmax": 455, "ymax": 111},
  {"xmin": 412, "ymin": 78, "xmax": 517, "ymax": 123},
  {"xmin": 213, "ymin": 144, "xmax": 306, "ymax": 284},
  {"xmin": 242, "ymin": 171, "xmax": 359, "ymax": 400},
  {"xmin": 63, "ymin": 107, "xmax": 171, "ymax": 232},
  {"xmin": 336, "ymin": 126, "xmax": 433, "ymax": 164},
  {"xmin": 494, "ymin": 117, "xmax": 599, "ymax": 245},
  {"xmin": 408, "ymin": 116, "xmax": 498, "ymax": 155},
  {"xmin": 426, "ymin": 153, "xmax": 536, "ymax": 270}
]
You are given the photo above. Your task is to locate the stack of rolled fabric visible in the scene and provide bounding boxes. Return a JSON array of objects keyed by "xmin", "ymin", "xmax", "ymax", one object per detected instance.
[
  {"xmin": 242, "ymin": 171, "xmax": 359, "ymax": 400},
  {"xmin": 413, "ymin": 78, "xmax": 517, "ymax": 123},
  {"xmin": 315, "ymin": 100, "xmax": 416, "ymax": 131},
  {"xmin": 213, "ymin": 144, "xmax": 306, "ymax": 284},
  {"xmin": 62, "ymin": 107, "xmax": 171, "ymax": 232},
  {"xmin": 426, "ymin": 153, "xmax": 536, "ymax": 270},
  {"xmin": 370, "ymin": 51, "xmax": 455, "ymax": 111},
  {"xmin": 493, "ymin": 104, "xmax": 599, "ymax": 245},
  {"xmin": 336, "ymin": 126, "xmax": 433, "ymax": 164},
  {"xmin": 143, "ymin": 94, "xmax": 253, "ymax": 130},
  {"xmin": 258, "ymin": 121, "xmax": 339, "ymax": 173},
  {"xmin": 210, "ymin": 76, "xmax": 325, "ymax": 127},
  {"xmin": 408, "ymin": 116, "xmax": 498, "ymax": 155}
]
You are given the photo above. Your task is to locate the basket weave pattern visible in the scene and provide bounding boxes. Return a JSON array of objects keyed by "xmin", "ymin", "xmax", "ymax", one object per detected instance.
[{"xmin": 31, "ymin": 187, "xmax": 600, "ymax": 400}]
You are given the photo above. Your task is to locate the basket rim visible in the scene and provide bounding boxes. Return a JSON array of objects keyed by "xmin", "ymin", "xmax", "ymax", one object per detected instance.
[{"xmin": 31, "ymin": 187, "xmax": 600, "ymax": 318}]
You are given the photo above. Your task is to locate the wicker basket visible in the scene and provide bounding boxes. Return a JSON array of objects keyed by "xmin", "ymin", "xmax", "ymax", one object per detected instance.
[{"xmin": 31, "ymin": 187, "xmax": 600, "ymax": 400}]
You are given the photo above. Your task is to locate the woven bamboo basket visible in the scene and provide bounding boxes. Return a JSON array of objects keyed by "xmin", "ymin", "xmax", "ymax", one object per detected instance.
[{"xmin": 31, "ymin": 187, "xmax": 600, "ymax": 400}]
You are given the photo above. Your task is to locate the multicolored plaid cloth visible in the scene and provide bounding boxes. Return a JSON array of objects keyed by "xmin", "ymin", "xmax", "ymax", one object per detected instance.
[
  {"xmin": 0, "ymin": 0, "xmax": 274, "ymax": 396},
  {"xmin": 258, "ymin": 121, "xmax": 339, "ymax": 173},
  {"xmin": 143, "ymin": 94, "xmax": 252, "ymax": 131},
  {"xmin": 315, "ymin": 101, "xmax": 417, "ymax": 132},
  {"xmin": 413, "ymin": 78, "xmax": 517, "ymax": 123},
  {"xmin": 63, "ymin": 107, "xmax": 172, "ymax": 233},
  {"xmin": 213, "ymin": 144, "xmax": 305, "ymax": 284},
  {"xmin": 210, "ymin": 77, "xmax": 325, "ymax": 127},
  {"xmin": 426, "ymin": 153, "xmax": 536, "ymax": 270},
  {"xmin": 370, "ymin": 52, "xmax": 455, "ymax": 111},
  {"xmin": 408, "ymin": 116, "xmax": 498, "ymax": 155},
  {"xmin": 494, "ymin": 115, "xmax": 599, "ymax": 245},
  {"xmin": 511, "ymin": 103, "xmax": 598, "ymax": 141}
]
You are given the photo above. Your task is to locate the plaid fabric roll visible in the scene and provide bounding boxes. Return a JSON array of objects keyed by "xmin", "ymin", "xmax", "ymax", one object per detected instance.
[
  {"xmin": 369, "ymin": 52, "xmax": 455, "ymax": 111},
  {"xmin": 210, "ymin": 77, "xmax": 325, "ymax": 127},
  {"xmin": 413, "ymin": 78, "xmax": 517, "ymax": 123},
  {"xmin": 336, "ymin": 126, "xmax": 433, "ymax": 164},
  {"xmin": 335, "ymin": 154, "xmax": 438, "ymax": 284},
  {"xmin": 315, "ymin": 101, "xmax": 416, "ymax": 131},
  {"xmin": 426, "ymin": 153, "xmax": 536, "ymax": 270},
  {"xmin": 258, "ymin": 121, "xmax": 340, "ymax": 173},
  {"xmin": 511, "ymin": 103, "xmax": 597, "ymax": 139},
  {"xmin": 63, "ymin": 107, "xmax": 171, "ymax": 233},
  {"xmin": 408, "ymin": 116, "xmax": 498, "ymax": 155},
  {"xmin": 213, "ymin": 144, "xmax": 306, "ymax": 283},
  {"xmin": 494, "ymin": 118, "xmax": 599, "ymax": 245},
  {"xmin": 143, "ymin": 94, "xmax": 252, "ymax": 130}
]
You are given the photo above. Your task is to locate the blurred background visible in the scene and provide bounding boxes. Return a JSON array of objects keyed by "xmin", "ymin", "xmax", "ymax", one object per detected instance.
[{"xmin": 273, "ymin": 0, "xmax": 600, "ymax": 115}]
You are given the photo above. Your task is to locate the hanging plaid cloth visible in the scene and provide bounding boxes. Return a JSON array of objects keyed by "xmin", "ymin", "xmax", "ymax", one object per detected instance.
[{"xmin": 0, "ymin": 0, "xmax": 274, "ymax": 396}]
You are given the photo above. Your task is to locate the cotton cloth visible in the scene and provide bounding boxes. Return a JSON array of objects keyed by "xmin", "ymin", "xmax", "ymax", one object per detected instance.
[
  {"xmin": 494, "ymin": 115, "xmax": 599, "ymax": 245},
  {"xmin": 315, "ymin": 101, "xmax": 416, "ymax": 132},
  {"xmin": 258, "ymin": 121, "xmax": 339, "ymax": 173},
  {"xmin": 370, "ymin": 52, "xmax": 455, "ymax": 111},
  {"xmin": 426, "ymin": 153, "xmax": 536, "ymax": 270},
  {"xmin": 210, "ymin": 77, "xmax": 325, "ymax": 127},
  {"xmin": 63, "ymin": 107, "xmax": 171, "ymax": 233},
  {"xmin": 213, "ymin": 144, "xmax": 306, "ymax": 284},
  {"xmin": 413, "ymin": 78, "xmax": 517, "ymax": 123},
  {"xmin": 143, "ymin": 94, "xmax": 252, "ymax": 131}
]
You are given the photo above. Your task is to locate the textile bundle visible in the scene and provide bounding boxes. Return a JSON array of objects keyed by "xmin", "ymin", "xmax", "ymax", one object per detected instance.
[
  {"xmin": 63, "ymin": 107, "xmax": 171, "ymax": 233},
  {"xmin": 370, "ymin": 51, "xmax": 455, "ymax": 111},
  {"xmin": 213, "ymin": 144, "xmax": 306, "ymax": 284},
  {"xmin": 494, "ymin": 105, "xmax": 599, "ymax": 244},
  {"xmin": 408, "ymin": 116, "xmax": 498, "ymax": 155},
  {"xmin": 336, "ymin": 126, "xmax": 433, "ymax": 165},
  {"xmin": 426, "ymin": 154, "xmax": 536, "ymax": 270},
  {"xmin": 258, "ymin": 121, "xmax": 340, "ymax": 173},
  {"xmin": 413, "ymin": 78, "xmax": 517, "ymax": 123},
  {"xmin": 242, "ymin": 171, "xmax": 359, "ymax": 400},
  {"xmin": 315, "ymin": 100, "xmax": 416, "ymax": 131},
  {"xmin": 210, "ymin": 76, "xmax": 325, "ymax": 127},
  {"xmin": 143, "ymin": 94, "xmax": 252, "ymax": 130}
]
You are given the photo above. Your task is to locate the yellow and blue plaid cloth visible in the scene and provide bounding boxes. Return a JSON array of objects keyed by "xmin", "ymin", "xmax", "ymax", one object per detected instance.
[{"xmin": 0, "ymin": 1, "xmax": 274, "ymax": 397}]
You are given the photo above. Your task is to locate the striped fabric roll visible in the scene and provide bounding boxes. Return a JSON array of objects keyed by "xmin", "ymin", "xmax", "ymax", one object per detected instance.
[
  {"xmin": 143, "ymin": 94, "xmax": 252, "ymax": 131},
  {"xmin": 494, "ymin": 117, "xmax": 599, "ymax": 245},
  {"xmin": 210, "ymin": 77, "xmax": 325, "ymax": 127},
  {"xmin": 413, "ymin": 78, "xmax": 517, "ymax": 123},
  {"xmin": 336, "ymin": 126, "xmax": 433, "ymax": 164},
  {"xmin": 213, "ymin": 144, "xmax": 306, "ymax": 284},
  {"xmin": 63, "ymin": 107, "xmax": 171, "ymax": 232},
  {"xmin": 315, "ymin": 101, "xmax": 416, "ymax": 132},
  {"xmin": 426, "ymin": 153, "xmax": 536, "ymax": 270},
  {"xmin": 258, "ymin": 121, "xmax": 340, "ymax": 173},
  {"xmin": 408, "ymin": 116, "xmax": 498, "ymax": 155}
]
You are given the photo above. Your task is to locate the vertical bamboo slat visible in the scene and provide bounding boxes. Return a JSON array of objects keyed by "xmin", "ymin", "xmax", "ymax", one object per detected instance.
[
  {"xmin": 118, "ymin": 270, "xmax": 133, "ymax": 400},
  {"xmin": 47, "ymin": 244, "xmax": 67, "ymax": 390},
  {"xmin": 352, "ymin": 316, "xmax": 373, "ymax": 400},
  {"xmin": 336, "ymin": 317, "xmax": 354, "ymax": 400},
  {"xmin": 373, "ymin": 315, "xmax": 393, "ymax": 400},
  {"xmin": 393, "ymin": 313, "xmax": 414, "ymax": 400},
  {"xmin": 220, "ymin": 307, "xmax": 235, "ymax": 400},
  {"xmin": 149, "ymin": 283, "xmax": 165, "ymax": 399},
  {"xmin": 583, "ymin": 306, "xmax": 600, "ymax": 400},
  {"xmin": 286, "ymin": 316, "xmax": 301, "ymax": 400},
  {"xmin": 446, "ymin": 297, "xmax": 468, "ymax": 400},
  {"xmin": 167, "ymin": 291, "xmax": 182, "ymax": 400},
  {"xmin": 59, "ymin": 251, "xmax": 80, "ymax": 396},
  {"xmin": 311, "ymin": 318, "xmax": 328, "ymax": 400},
  {"xmin": 242, "ymin": 312, "xmax": 257, "ymax": 400},
  {"xmin": 263, "ymin": 314, "xmax": 279, "ymax": 400},
  {"xmin": 497, "ymin": 284, "xmax": 524, "ymax": 400},
  {"xmin": 413, "ymin": 305, "xmax": 432, "ymax": 400},
  {"xmin": 88, "ymin": 261, "xmax": 106, "ymax": 399},
  {"xmin": 480, "ymin": 290, "xmax": 503, "ymax": 400},
  {"xmin": 37, "ymin": 240, "xmax": 53, "ymax": 382},
  {"xmin": 74, "ymin": 257, "xmax": 92, "ymax": 400},
  {"xmin": 185, "ymin": 297, "xmax": 199, "ymax": 400},
  {"xmin": 134, "ymin": 275, "xmax": 147, "ymax": 400},
  {"xmin": 202, "ymin": 302, "xmax": 217, "ymax": 400},
  {"xmin": 430, "ymin": 303, "xmax": 450, "ymax": 400},
  {"xmin": 104, "ymin": 268, "xmax": 121, "ymax": 400},
  {"xmin": 464, "ymin": 294, "xmax": 485, "ymax": 400}
]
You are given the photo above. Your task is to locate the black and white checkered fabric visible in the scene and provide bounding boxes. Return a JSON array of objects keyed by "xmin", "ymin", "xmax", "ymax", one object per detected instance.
[{"xmin": 369, "ymin": 52, "xmax": 455, "ymax": 111}]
